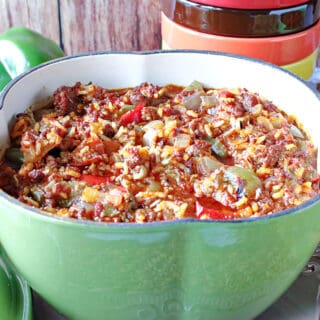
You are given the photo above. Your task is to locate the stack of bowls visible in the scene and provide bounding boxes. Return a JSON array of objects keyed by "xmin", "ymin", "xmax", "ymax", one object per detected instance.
[{"xmin": 161, "ymin": 0, "xmax": 320, "ymax": 79}]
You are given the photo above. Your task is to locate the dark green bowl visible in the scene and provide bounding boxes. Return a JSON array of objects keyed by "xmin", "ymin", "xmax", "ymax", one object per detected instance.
[{"xmin": 0, "ymin": 51, "xmax": 319, "ymax": 320}]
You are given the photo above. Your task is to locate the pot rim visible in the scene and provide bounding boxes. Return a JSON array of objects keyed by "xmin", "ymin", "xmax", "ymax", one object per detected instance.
[{"xmin": 0, "ymin": 49, "xmax": 319, "ymax": 228}]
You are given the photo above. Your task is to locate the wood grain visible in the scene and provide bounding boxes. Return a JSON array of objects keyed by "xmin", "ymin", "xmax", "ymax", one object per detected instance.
[
  {"xmin": 0, "ymin": 0, "xmax": 60, "ymax": 45},
  {"xmin": 59, "ymin": 0, "xmax": 161, "ymax": 54}
]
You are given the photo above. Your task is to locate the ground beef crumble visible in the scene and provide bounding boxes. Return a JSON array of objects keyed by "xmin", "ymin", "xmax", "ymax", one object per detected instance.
[{"xmin": 1, "ymin": 81, "xmax": 319, "ymax": 223}]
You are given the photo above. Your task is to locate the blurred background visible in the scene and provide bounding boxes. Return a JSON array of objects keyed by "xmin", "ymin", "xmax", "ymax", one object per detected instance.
[
  {"xmin": 0, "ymin": 0, "xmax": 162, "ymax": 54},
  {"xmin": 1, "ymin": 0, "xmax": 319, "ymax": 69}
]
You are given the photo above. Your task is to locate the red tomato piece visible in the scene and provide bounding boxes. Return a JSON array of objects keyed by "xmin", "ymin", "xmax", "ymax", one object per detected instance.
[
  {"xmin": 119, "ymin": 101, "xmax": 145, "ymax": 125},
  {"xmin": 196, "ymin": 197, "xmax": 235, "ymax": 220},
  {"xmin": 79, "ymin": 174, "xmax": 110, "ymax": 185},
  {"xmin": 218, "ymin": 91, "xmax": 235, "ymax": 99}
]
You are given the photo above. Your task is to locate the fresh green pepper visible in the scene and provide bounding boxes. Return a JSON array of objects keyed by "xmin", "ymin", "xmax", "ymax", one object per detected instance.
[
  {"xmin": 0, "ymin": 27, "xmax": 64, "ymax": 90},
  {"xmin": 0, "ymin": 63, "xmax": 11, "ymax": 91}
]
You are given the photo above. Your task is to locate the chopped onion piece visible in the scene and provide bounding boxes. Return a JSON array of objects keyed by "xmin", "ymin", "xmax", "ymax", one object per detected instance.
[
  {"xmin": 142, "ymin": 120, "xmax": 164, "ymax": 131},
  {"xmin": 142, "ymin": 120, "xmax": 164, "ymax": 146},
  {"xmin": 196, "ymin": 156, "xmax": 223, "ymax": 175},
  {"xmin": 182, "ymin": 93, "xmax": 202, "ymax": 110},
  {"xmin": 143, "ymin": 128, "xmax": 158, "ymax": 147},
  {"xmin": 290, "ymin": 125, "xmax": 305, "ymax": 139},
  {"xmin": 201, "ymin": 95, "xmax": 218, "ymax": 107},
  {"xmin": 174, "ymin": 134, "xmax": 191, "ymax": 148},
  {"xmin": 82, "ymin": 186, "xmax": 123, "ymax": 206}
]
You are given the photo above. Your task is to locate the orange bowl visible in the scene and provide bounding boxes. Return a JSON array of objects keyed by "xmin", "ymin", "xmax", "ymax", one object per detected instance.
[{"xmin": 161, "ymin": 12, "xmax": 320, "ymax": 65}]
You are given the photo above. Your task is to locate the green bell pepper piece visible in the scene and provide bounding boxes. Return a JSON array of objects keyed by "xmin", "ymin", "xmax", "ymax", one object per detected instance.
[
  {"xmin": 0, "ymin": 27, "xmax": 64, "ymax": 90},
  {"xmin": 5, "ymin": 147, "xmax": 24, "ymax": 165},
  {"xmin": 225, "ymin": 166, "xmax": 262, "ymax": 199},
  {"xmin": 0, "ymin": 62, "xmax": 11, "ymax": 91}
]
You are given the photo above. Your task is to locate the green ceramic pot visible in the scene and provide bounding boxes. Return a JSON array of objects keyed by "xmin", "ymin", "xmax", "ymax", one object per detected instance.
[
  {"xmin": 0, "ymin": 246, "xmax": 33, "ymax": 320},
  {"xmin": 0, "ymin": 51, "xmax": 319, "ymax": 320}
]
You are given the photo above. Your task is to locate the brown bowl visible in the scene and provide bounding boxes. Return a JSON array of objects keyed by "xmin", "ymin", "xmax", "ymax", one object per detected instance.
[{"xmin": 161, "ymin": 0, "xmax": 320, "ymax": 37}]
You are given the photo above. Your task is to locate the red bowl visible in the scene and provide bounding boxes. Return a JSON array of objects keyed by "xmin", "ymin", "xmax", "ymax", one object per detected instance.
[
  {"xmin": 162, "ymin": 0, "xmax": 320, "ymax": 37},
  {"xmin": 190, "ymin": 0, "xmax": 310, "ymax": 9}
]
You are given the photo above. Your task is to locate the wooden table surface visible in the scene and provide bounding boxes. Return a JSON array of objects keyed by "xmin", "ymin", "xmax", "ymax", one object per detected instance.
[{"xmin": 0, "ymin": 0, "xmax": 161, "ymax": 54}]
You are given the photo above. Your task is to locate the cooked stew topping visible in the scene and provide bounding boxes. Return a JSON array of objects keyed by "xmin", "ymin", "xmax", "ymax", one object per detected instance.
[{"xmin": 0, "ymin": 81, "xmax": 319, "ymax": 222}]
